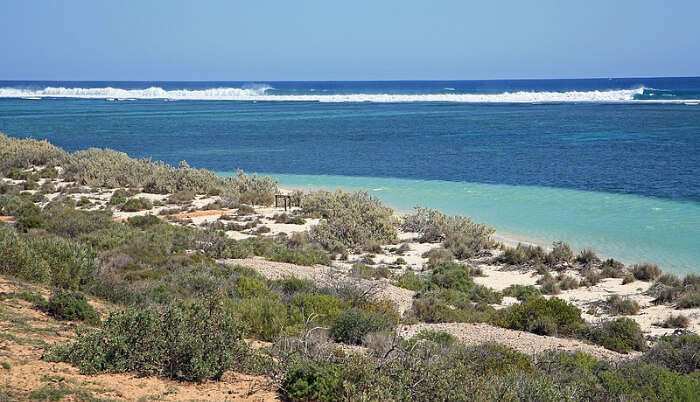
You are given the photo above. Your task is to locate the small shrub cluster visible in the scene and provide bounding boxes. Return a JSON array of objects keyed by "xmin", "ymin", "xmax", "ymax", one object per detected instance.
[
  {"xmin": 502, "ymin": 284, "xmax": 541, "ymax": 301},
  {"xmin": 402, "ymin": 207, "xmax": 494, "ymax": 258},
  {"xmin": 641, "ymin": 333, "xmax": 700, "ymax": 374},
  {"xmin": 0, "ymin": 133, "xmax": 67, "ymax": 170},
  {"xmin": 605, "ymin": 295, "xmax": 640, "ymax": 315},
  {"xmin": 329, "ymin": 308, "xmax": 398, "ymax": 345},
  {"xmin": 120, "ymin": 197, "xmax": 153, "ymax": 212},
  {"xmin": 47, "ymin": 299, "xmax": 248, "ymax": 382},
  {"xmin": 43, "ymin": 291, "xmax": 100, "ymax": 325},
  {"xmin": 583, "ymin": 318, "xmax": 646, "ymax": 353},
  {"xmin": 494, "ymin": 297, "xmax": 585, "ymax": 336},
  {"xmin": 303, "ymin": 190, "xmax": 398, "ymax": 250},
  {"xmin": 632, "ymin": 263, "xmax": 662, "ymax": 281},
  {"xmin": 650, "ymin": 273, "xmax": 700, "ymax": 309}
]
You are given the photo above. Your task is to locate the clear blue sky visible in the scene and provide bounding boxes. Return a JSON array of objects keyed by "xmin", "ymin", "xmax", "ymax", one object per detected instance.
[{"xmin": 1, "ymin": 0, "xmax": 699, "ymax": 81}]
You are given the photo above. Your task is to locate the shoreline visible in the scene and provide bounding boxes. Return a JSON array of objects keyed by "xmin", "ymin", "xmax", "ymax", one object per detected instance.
[{"xmin": 272, "ymin": 175, "xmax": 699, "ymax": 274}]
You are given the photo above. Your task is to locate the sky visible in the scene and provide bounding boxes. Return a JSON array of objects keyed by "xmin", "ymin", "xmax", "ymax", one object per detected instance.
[{"xmin": 1, "ymin": 0, "xmax": 699, "ymax": 81}]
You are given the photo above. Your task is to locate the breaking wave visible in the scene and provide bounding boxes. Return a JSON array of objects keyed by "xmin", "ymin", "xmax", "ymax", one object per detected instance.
[{"xmin": 0, "ymin": 86, "xmax": 694, "ymax": 103}]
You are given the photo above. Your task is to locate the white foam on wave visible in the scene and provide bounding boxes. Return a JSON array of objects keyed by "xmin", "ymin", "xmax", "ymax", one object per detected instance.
[{"xmin": 0, "ymin": 86, "xmax": 693, "ymax": 103}]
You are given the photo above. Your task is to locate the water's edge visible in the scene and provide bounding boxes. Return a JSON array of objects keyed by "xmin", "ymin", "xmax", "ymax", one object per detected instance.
[{"xmin": 218, "ymin": 172, "xmax": 700, "ymax": 274}]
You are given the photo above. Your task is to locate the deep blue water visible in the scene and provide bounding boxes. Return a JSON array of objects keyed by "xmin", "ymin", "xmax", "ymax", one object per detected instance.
[{"xmin": 0, "ymin": 78, "xmax": 699, "ymax": 271}]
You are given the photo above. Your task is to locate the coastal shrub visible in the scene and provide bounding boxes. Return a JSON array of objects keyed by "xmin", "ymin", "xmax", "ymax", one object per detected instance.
[
  {"xmin": 494, "ymin": 297, "xmax": 585, "ymax": 336},
  {"xmin": 500, "ymin": 244, "xmax": 546, "ymax": 266},
  {"xmin": 632, "ymin": 263, "xmax": 661, "ymax": 281},
  {"xmin": 233, "ymin": 170, "xmax": 277, "ymax": 206},
  {"xmin": 236, "ymin": 276, "xmax": 276, "ymax": 299},
  {"xmin": 63, "ymin": 148, "xmax": 224, "ymax": 195},
  {"xmin": 304, "ymin": 190, "xmax": 398, "ymax": 249},
  {"xmin": 659, "ymin": 314, "xmax": 689, "ymax": 328},
  {"xmin": 47, "ymin": 299, "xmax": 248, "ymax": 382},
  {"xmin": 43, "ymin": 291, "xmax": 100, "ymax": 325},
  {"xmin": 291, "ymin": 294, "xmax": 346, "ymax": 325},
  {"xmin": 411, "ymin": 292, "xmax": 495, "ymax": 323},
  {"xmin": 606, "ymin": 295, "xmax": 640, "ymax": 315},
  {"xmin": 0, "ymin": 194, "xmax": 46, "ymax": 231},
  {"xmin": 641, "ymin": 333, "xmax": 700, "ymax": 374},
  {"xmin": 402, "ymin": 207, "xmax": 494, "ymax": 257},
  {"xmin": 536, "ymin": 273, "xmax": 560, "ymax": 295},
  {"xmin": 120, "ymin": 197, "xmax": 152, "ymax": 212},
  {"xmin": 430, "ymin": 262, "xmax": 475, "ymax": 292},
  {"xmin": 394, "ymin": 271, "xmax": 434, "ymax": 292},
  {"xmin": 502, "ymin": 284, "xmax": 541, "ymax": 301},
  {"xmin": 0, "ymin": 226, "xmax": 50, "ymax": 283},
  {"xmin": 219, "ymin": 179, "xmax": 241, "ymax": 208},
  {"xmin": 556, "ymin": 273, "xmax": 579, "ymax": 290},
  {"xmin": 229, "ymin": 297, "xmax": 293, "ymax": 341},
  {"xmin": 422, "ymin": 247, "xmax": 454, "ymax": 268},
  {"xmin": 600, "ymin": 258, "xmax": 625, "ymax": 277},
  {"xmin": 408, "ymin": 330, "xmax": 458, "ymax": 348},
  {"xmin": 599, "ymin": 363, "xmax": 700, "ymax": 401},
  {"xmin": 677, "ymin": 289, "xmax": 700, "ymax": 309},
  {"xmin": 44, "ymin": 203, "xmax": 115, "ymax": 238},
  {"xmin": 167, "ymin": 189, "xmax": 195, "ymax": 204},
  {"xmin": 576, "ymin": 248, "xmax": 599, "ymax": 265},
  {"xmin": 0, "ymin": 133, "xmax": 67, "ymax": 170},
  {"xmin": 282, "ymin": 361, "xmax": 343, "ymax": 402},
  {"xmin": 545, "ymin": 241, "xmax": 574, "ymax": 265},
  {"xmin": 330, "ymin": 309, "xmax": 397, "ymax": 345},
  {"xmin": 349, "ymin": 264, "xmax": 391, "ymax": 280},
  {"xmin": 127, "ymin": 214, "xmax": 161, "ymax": 228},
  {"xmin": 584, "ymin": 318, "xmax": 646, "ymax": 353}
]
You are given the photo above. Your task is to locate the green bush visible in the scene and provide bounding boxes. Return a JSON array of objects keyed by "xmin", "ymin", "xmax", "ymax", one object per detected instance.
[
  {"xmin": 0, "ymin": 227, "xmax": 97, "ymax": 289},
  {"xmin": 599, "ymin": 363, "xmax": 700, "ymax": 401},
  {"xmin": 584, "ymin": 318, "xmax": 646, "ymax": 352},
  {"xmin": 430, "ymin": 262, "xmax": 475, "ymax": 293},
  {"xmin": 229, "ymin": 297, "xmax": 293, "ymax": 341},
  {"xmin": 236, "ymin": 276, "xmax": 276, "ymax": 299},
  {"xmin": 502, "ymin": 284, "xmax": 541, "ymax": 301},
  {"xmin": 0, "ymin": 225, "xmax": 51, "ymax": 283},
  {"xmin": 121, "ymin": 197, "xmax": 153, "ymax": 212},
  {"xmin": 495, "ymin": 297, "xmax": 585, "ymax": 336},
  {"xmin": 412, "ymin": 292, "xmax": 495, "ymax": 323},
  {"xmin": 304, "ymin": 190, "xmax": 397, "ymax": 250},
  {"xmin": 47, "ymin": 299, "xmax": 247, "ymax": 382},
  {"xmin": 393, "ymin": 271, "xmax": 434, "ymax": 291},
  {"xmin": 408, "ymin": 330, "xmax": 458, "ymax": 347},
  {"xmin": 43, "ymin": 291, "xmax": 100, "ymax": 325},
  {"xmin": 291, "ymin": 294, "xmax": 346, "ymax": 325},
  {"xmin": 330, "ymin": 309, "xmax": 397, "ymax": 345},
  {"xmin": 282, "ymin": 361, "xmax": 343, "ymax": 402},
  {"xmin": 642, "ymin": 333, "xmax": 700, "ymax": 374}
]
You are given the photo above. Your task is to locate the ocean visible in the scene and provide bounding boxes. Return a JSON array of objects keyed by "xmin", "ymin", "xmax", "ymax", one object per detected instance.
[{"xmin": 0, "ymin": 78, "xmax": 698, "ymax": 272}]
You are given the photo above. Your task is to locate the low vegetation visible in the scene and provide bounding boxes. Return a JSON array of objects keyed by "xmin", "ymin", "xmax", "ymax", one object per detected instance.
[{"xmin": 1, "ymin": 134, "xmax": 699, "ymax": 400}]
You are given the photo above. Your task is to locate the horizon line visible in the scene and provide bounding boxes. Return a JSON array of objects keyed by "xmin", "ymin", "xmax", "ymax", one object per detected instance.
[{"xmin": 1, "ymin": 75, "xmax": 699, "ymax": 83}]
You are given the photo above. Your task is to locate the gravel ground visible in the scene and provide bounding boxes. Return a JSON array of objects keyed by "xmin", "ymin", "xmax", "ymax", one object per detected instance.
[
  {"xmin": 397, "ymin": 322, "xmax": 638, "ymax": 361},
  {"xmin": 222, "ymin": 257, "xmax": 416, "ymax": 315}
]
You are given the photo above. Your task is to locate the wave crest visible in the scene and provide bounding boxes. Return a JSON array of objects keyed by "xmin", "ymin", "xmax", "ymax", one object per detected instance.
[{"xmin": 0, "ymin": 86, "xmax": 690, "ymax": 103}]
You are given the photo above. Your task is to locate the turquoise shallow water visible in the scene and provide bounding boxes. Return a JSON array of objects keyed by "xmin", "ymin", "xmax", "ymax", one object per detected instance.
[{"xmin": 255, "ymin": 173, "xmax": 700, "ymax": 274}]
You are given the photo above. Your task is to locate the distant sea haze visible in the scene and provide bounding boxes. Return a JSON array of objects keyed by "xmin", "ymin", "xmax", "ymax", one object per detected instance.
[{"xmin": 1, "ymin": 77, "xmax": 698, "ymax": 272}]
